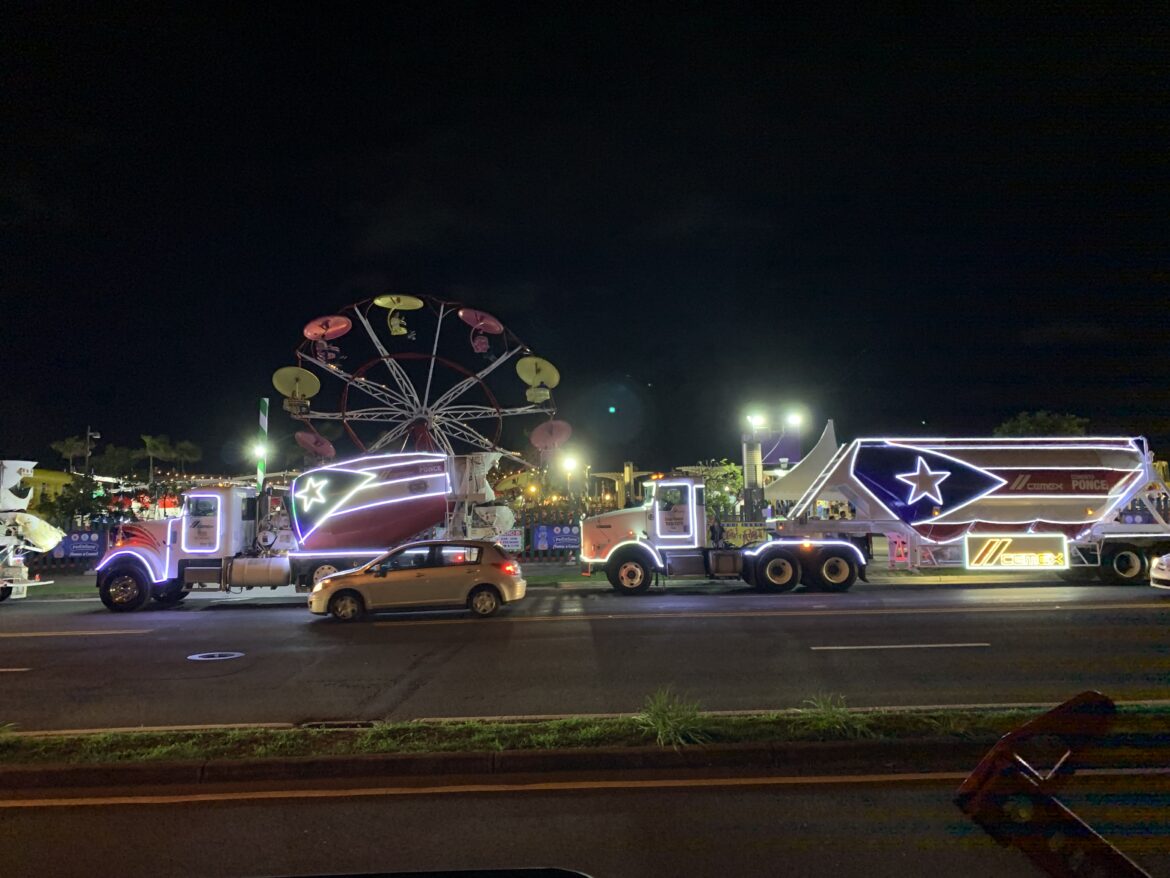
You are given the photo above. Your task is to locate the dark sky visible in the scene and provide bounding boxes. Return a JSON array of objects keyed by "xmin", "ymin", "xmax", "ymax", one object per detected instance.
[{"xmin": 4, "ymin": 4, "xmax": 1168, "ymax": 472}]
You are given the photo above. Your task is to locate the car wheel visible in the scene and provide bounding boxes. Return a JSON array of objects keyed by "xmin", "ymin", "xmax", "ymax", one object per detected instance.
[
  {"xmin": 606, "ymin": 551, "xmax": 652, "ymax": 595},
  {"xmin": 468, "ymin": 586, "xmax": 501, "ymax": 617},
  {"xmin": 1100, "ymin": 546, "xmax": 1146, "ymax": 584},
  {"xmin": 0, "ymin": 586, "xmax": 12, "ymax": 603},
  {"xmin": 99, "ymin": 569, "xmax": 153, "ymax": 612},
  {"xmin": 810, "ymin": 553, "xmax": 857, "ymax": 592},
  {"xmin": 757, "ymin": 552, "xmax": 800, "ymax": 593},
  {"xmin": 328, "ymin": 590, "xmax": 365, "ymax": 622}
]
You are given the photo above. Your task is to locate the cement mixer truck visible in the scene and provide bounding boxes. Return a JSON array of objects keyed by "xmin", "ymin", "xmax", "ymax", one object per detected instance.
[
  {"xmin": 1, "ymin": 460, "xmax": 66, "ymax": 603},
  {"xmin": 94, "ymin": 451, "xmax": 511, "ymax": 611}
]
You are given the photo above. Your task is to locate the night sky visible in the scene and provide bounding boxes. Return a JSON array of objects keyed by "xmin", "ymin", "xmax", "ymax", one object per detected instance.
[{"xmin": 5, "ymin": 5, "xmax": 1168, "ymax": 472}]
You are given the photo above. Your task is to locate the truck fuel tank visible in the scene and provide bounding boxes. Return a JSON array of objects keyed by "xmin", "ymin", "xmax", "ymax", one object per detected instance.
[{"xmin": 226, "ymin": 556, "xmax": 291, "ymax": 588}]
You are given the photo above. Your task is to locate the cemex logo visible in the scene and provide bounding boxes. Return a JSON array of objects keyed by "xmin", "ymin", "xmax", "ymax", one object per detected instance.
[
  {"xmin": 1005, "ymin": 473, "xmax": 1113, "ymax": 493},
  {"xmin": 852, "ymin": 443, "xmax": 1006, "ymax": 525}
]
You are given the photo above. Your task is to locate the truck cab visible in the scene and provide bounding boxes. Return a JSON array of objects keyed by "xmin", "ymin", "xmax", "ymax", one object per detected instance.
[{"xmin": 581, "ymin": 477, "xmax": 867, "ymax": 595}]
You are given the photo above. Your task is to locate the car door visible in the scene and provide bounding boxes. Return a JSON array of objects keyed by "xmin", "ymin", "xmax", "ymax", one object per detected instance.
[
  {"xmin": 431, "ymin": 544, "xmax": 485, "ymax": 604},
  {"xmin": 363, "ymin": 545, "xmax": 436, "ymax": 608}
]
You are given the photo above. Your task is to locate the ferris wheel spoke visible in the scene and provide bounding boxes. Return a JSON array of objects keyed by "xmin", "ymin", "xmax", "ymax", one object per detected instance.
[
  {"xmin": 428, "ymin": 345, "xmax": 525, "ymax": 412},
  {"xmin": 367, "ymin": 419, "xmax": 416, "ymax": 451},
  {"xmin": 337, "ymin": 407, "xmax": 415, "ymax": 422},
  {"xmin": 420, "ymin": 302, "xmax": 449, "ymax": 410},
  {"xmin": 300, "ymin": 352, "xmax": 414, "ymax": 411},
  {"xmin": 440, "ymin": 404, "xmax": 546, "ymax": 422},
  {"xmin": 432, "ymin": 416, "xmax": 501, "ymax": 452},
  {"xmin": 351, "ymin": 307, "xmax": 421, "ymax": 406}
]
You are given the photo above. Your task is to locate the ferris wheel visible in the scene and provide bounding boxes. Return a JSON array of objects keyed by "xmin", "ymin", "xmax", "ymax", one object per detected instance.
[{"xmin": 271, "ymin": 294, "xmax": 561, "ymax": 465}]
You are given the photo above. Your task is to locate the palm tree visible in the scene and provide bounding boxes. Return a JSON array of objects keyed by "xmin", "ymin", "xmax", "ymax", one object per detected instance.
[
  {"xmin": 172, "ymin": 440, "xmax": 202, "ymax": 475},
  {"xmin": 140, "ymin": 434, "xmax": 175, "ymax": 484},
  {"xmin": 50, "ymin": 436, "xmax": 89, "ymax": 473}
]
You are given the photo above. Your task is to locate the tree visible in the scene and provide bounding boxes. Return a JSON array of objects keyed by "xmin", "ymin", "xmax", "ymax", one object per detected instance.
[
  {"xmin": 91, "ymin": 444, "xmax": 142, "ymax": 480},
  {"xmin": 139, "ymin": 434, "xmax": 175, "ymax": 483},
  {"xmin": 44, "ymin": 476, "xmax": 105, "ymax": 529},
  {"xmin": 993, "ymin": 411, "xmax": 1089, "ymax": 437},
  {"xmin": 172, "ymin": 440, "xmax": 202, "ymax": 475},
  {"xmin": 693, "ymin": 458, "xmax": 743, "ymax": 520},
  {"xmin": 49, "ymin": 436, "xmax": 88, "ymax": 473}
]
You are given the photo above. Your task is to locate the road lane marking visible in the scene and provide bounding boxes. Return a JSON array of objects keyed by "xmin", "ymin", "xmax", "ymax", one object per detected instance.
[
  {"xmin": 0, "ymin": 668, "xmax": 30, "ymax": 672},
  {"xmin": 3, "ymin": 767, "xmax": 1165, "ymax": 809},
  {"xmin": 372, "ymin": 601, "xmax": 1168, "ymax": 628},
  {"xmin": 0, "ymin": 630, "xmax": 149, "ymax": 639},
  {"xmin": 811, "ymin": 642, "xmax": 990, "ymax": 651}
]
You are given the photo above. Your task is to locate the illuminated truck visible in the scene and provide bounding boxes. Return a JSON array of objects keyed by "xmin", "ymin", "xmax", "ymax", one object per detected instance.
[
  {"xmin": 93, "ymin": 452, "xmax": 455, "ymax": 611},
  {"xmin": 1, "ymin": 460, "xmax": 65, "ymax": 604},
  {"xmin": 580, "ymin": 428, "xmax": 1170, "ymax": 594}
]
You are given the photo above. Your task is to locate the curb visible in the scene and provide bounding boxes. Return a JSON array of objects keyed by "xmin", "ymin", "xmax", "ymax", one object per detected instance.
[{"xmin": 2, "ymin": 737, "xmax": 1164, "ymax": 793}]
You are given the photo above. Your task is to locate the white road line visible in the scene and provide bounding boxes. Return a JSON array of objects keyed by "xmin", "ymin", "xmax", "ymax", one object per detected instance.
[
  {"xmin": 811, "ymin": 642, "xmax": 991, "ymax": 651},
  {"xmin": 0, "ymin": 629, "xmax": 149, "ymax": 639},
  {"xmin": 0, "ymin": 668, "xmax": 31, "ymax": 672}
]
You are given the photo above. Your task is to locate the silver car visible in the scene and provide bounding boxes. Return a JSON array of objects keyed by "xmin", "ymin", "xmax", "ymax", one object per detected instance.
[
  {"xmin": 308, "ymin": 540, "xmax": 526, "ymax": 621},
  {"xmin": 1151, "ymin": 552, "xmax": 1170, "ymax": 590}
]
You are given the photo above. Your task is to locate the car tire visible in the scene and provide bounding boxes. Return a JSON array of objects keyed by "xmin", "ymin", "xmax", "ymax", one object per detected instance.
[
  {"xmin": 99, "ymin": 568, "xmax": 153, "ymax": 612},
  {"xmin": 808, "ymin": 552, "xmax": 858, "ymax": 592},
  {"xmin": 1099, "ymin": 546, "xmax": 1147, "ymax": 585},
  {"xmin": 606, "ymin": 550, "xmax": 652, "ymax": 595},
  {"xmin": 468, "ymin": 585, "xmax": 502, "ymax": 617},
  {"xmin": 0, "ymin": 585, "xmax": 11, "ymax": 603},
  {"xmin": 756, "ymin": 551, "xmax": 800, "ymax": 593},
  {"xmin": 328, "ymin": 590, "xmax": 365, "ymax": 622}
]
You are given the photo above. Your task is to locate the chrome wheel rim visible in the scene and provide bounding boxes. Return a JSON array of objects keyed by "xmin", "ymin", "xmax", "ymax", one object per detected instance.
[
  {"xmin": 618, "ymin": 562, "xmax": 644, "ymax": 588},
  {"xmin": 1113, "ymin": 551, "xmax": 1140, "ymax": 577},
  {"xmin": 822, "ymin": 558, "xmax": 850, "ymax": 585},
  {"xmin": 313, "ymin": 564, "xmax": 339, "ymax": 584},
  {"xmin": 764, "ymin": 558, "xmax": 793, "ymax": 586},
  {"xmin": 108, "ymin": 575, "xmax": 141, "ymax": 605}
]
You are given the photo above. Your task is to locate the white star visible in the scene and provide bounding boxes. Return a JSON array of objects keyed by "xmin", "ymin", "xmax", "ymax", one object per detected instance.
[
  {"xmin": 296, "ymin": 476, "xmax": 328, "ymax": 511},
  {"xmin": 896, "ymin": 457, "xmax": 950, "ymax": 506}
]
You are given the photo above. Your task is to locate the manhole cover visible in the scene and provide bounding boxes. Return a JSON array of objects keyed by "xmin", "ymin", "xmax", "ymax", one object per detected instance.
[{"xmin": 187, "ymin": 651, "xmax": 245, "ymax": 662}]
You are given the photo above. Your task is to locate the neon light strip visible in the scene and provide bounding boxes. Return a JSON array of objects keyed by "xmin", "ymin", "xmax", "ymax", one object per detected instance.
[
  {"xmin": 743, "ymin": 539, "xmax": 868, "ymax": 567},
  {"xmin": 984, "ymin": 466, "xmax": 1144, "ymax": 471},
  {"xmin": 95, "ymin": 550, "xmax": 168, "ymax": 583},
  {"xmin": 651, "ymin": 480, "xmax": 698, "ymax": 548},
  {"xmin": 289, "ymin": 549, "xmax": 387, "ymax": 557},
  {"xmin": 180, "ymin": 494, "xmax": 222, "ymax": 554},
  {"xmin": 860, "ymin": 437, "xmax": 1141, "ymax": 445},
  {"xmin": 299, "ymin": 474, "xmax": 452, "ymax": 542},
  {"xmin": 963, "ymin": 534, "xmax": 1069, "ymax": 571},
  {"xmin": 579, "ymin": 540, "xmax": 664, "ymax": 567}
]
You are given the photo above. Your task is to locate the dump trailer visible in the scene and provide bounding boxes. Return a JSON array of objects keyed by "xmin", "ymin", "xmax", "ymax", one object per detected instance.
[{"xmin": 774, "ymin": 430, "xmax": 1170, "ymax": 584}]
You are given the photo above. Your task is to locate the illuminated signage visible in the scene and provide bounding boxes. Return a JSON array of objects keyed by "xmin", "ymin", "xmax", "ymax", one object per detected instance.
[{"xmin": 964, "ymin": 534, "xmax": 1068, "ymax": 570}]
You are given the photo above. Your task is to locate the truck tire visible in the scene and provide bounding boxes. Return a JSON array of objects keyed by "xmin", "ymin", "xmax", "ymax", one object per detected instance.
[
  {"xmin": 153, "ymin": 582, "xmax": 188, "ymax": 605},
  {"xmin": 756, "ymin": 551, "xmax": 801, "ymax": 593},
  {"xmin": 606, "ymin": 550, "xmax": 653, "ymax": 595},
  {"xmin": 0, "ymin": 586, "xmax": 11, "ymax": 603},
  {"xmin": 1099, "ymin": 546, "xmax": 1147, "ymax": 585},
  {"xmin": 99, "ymin": 568, "xmax": 153, "ymax": 612},
  {"xmin": 309, "ymin": 562, "xmax": 341, "ymax": 585},
  {"xmin": 740, "ymin": 557, "xmax": 758, "ymax": 587},
  {"xmin": 807, "ymin": 551, "xmax": 858, "ymax": 593}
]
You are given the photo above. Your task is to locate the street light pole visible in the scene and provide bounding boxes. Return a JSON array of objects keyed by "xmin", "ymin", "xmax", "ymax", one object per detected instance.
[{"xmin": 84, "ymin": 426, "xmax": 101, "ymax": 475}]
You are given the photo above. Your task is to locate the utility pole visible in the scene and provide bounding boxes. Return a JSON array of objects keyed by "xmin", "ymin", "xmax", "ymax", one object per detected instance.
[{"xmin": 84, "ymin": 426, "xmax": 101, "ymax": 475}]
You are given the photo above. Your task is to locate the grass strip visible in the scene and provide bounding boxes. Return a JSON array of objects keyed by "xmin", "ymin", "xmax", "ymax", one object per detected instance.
[{"xmin": 1, "ymin": 705, "xmax": 1166, "ymax": 766}]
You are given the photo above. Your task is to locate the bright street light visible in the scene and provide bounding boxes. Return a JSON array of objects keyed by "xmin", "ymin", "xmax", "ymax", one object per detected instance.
[
  {"xmin": 786, "ymin": 412, "xmax": 803, "ymax": 428},
  {"xmin": 746, "ymin": 413, "xmax": 767, "ymax": 429},
  {"xmin": 562, "ymin": 456, "xmax": 578, "ymax": 472},
  {"xmin": 252, "ymin": 443, "xmax": 268, "ymax": 458}
]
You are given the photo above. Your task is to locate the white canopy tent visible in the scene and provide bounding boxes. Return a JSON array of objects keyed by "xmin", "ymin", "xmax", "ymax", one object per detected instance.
[{"xmin": 764, "ymin": 421, "xmax": 848, "ymax": 504}]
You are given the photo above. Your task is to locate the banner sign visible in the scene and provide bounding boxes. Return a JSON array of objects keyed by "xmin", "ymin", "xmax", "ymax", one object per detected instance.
[
  {"xmin": 965, "ymin": 533, "xmax": 1068, "ymax": 570},
  {"xmin": 52, "ymin": 531, "xmax": 106, "ymax": 559},
  {"xmin": 495, "ymin": 528, "xmax": 524, "ymax": 553},
  {"xmin": 533, "ymin": 524, "xmax": 580, "ymax": 550},
  {"xmin": 722, "ymin": 523, "xmax": 770, "ymax": 546}
]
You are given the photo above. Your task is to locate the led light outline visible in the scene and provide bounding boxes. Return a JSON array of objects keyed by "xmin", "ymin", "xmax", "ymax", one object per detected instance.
[
  {"xmin": 895, "ymin": 456, "xmax": 951, "ymax": 506},
  {"xmin": 295, "ymin": 476, "xmax": 330, "ymax": 511},
  {"xmin": 884, "ymin": 442, "xmax": 1009, "ymax": 524},
  {"xmin": 181, "ymin": 493, "xmax": 222, "ymax": 555},
  {"xmin": 95, "ymin": 549, "xmax": 168, "ymax": 583},
  {"xmin": 742, "ymin": 539, "xmax": 867, "ymax": 566},
  {"xmin": 964, "ymin": 533, "xmax": 1069, "ymax": 571},
  {"xmin": 651, "ymin": 480, "xmax": 699, "ymax": 548},
  {"xmin": 289, "ymin": 549, "xmax": 388, "ymax": 558},
  {"xmin": 579, "ymin": 540, "xmax": 664, "ymax": 567},
  {"xmin": 295, "ymin": 473, "xmax": 452, "ymax": 543}
]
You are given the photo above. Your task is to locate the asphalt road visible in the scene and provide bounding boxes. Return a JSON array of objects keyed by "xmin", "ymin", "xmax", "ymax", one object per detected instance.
[
  {"xmin": 1, "ymin": 582, "xmax": 1168, "ymax": 730},
  {"xmin": 3, "ymin": 772, "xmax": 1168, "ymax": 877}
]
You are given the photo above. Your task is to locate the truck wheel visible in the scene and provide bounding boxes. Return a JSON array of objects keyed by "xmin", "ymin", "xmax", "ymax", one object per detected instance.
[
  {"xmin": 0, "ymin": 586, "xmax": 11, "ymax": 603},
  {"xmin": 757, "ymin": 552, "xmax": 800, "ymax": 593},
  {"xmin": 740, "ymin": 557, "xmax": 758, "ymax": 587},
  {"xmin": 1099, "ymin": 546, "xmax": 1146, "ymax": 584},
  {"xmin": 310, "ymin": 563, "xmax": 340, "ymax": 585},
  {"xmin": 606, "ymin": 551, "xmax": 652, "ymax": 595},
  {"xmin": 153, "ymin": 582, "xmax": 188, "ymax": 605},
  {"xmin": 809, "ymin": 552, "xmax": 858, "ymax": 592},
  {"xmin": 99, "ymin": 569, "xmax": 153, "ymax": 612}
]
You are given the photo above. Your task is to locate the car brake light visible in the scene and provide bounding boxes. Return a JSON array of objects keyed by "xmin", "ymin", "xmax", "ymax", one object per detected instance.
[{"xmin": 493, "ymin": 561, "xmax": 519, "ymax": 575}]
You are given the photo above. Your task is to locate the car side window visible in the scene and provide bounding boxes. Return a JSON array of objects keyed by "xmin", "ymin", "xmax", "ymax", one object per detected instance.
[
  {"xmin": 438, "ymin": 546, "xmax": 481, "ymax": 566},
  {"xmin": 382, "ymin": 547, "xmax": 434, "ymax": 571}
]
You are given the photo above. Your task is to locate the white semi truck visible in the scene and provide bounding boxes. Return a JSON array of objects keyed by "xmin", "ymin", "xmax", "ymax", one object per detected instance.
[
  {"xmin": 1, "ymin": 460, "xmax": 65, "ymax": 603},
  {"xmin": 580, "ymin": 428, "xmax": 1170, "ymax": 594}
]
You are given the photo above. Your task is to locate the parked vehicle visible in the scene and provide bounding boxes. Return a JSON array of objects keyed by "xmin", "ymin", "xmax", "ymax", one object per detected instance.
[
  {"xmin": 308, "ymin": 540, "xmax": 526, "ymax": 621},
  {"xmin": 1, "ymin": 460, "xmax": 64, "ymax": 604},
  {"xmin": 1150, "ymin": 553, "xmax": 1170, "ymax": 590}
]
